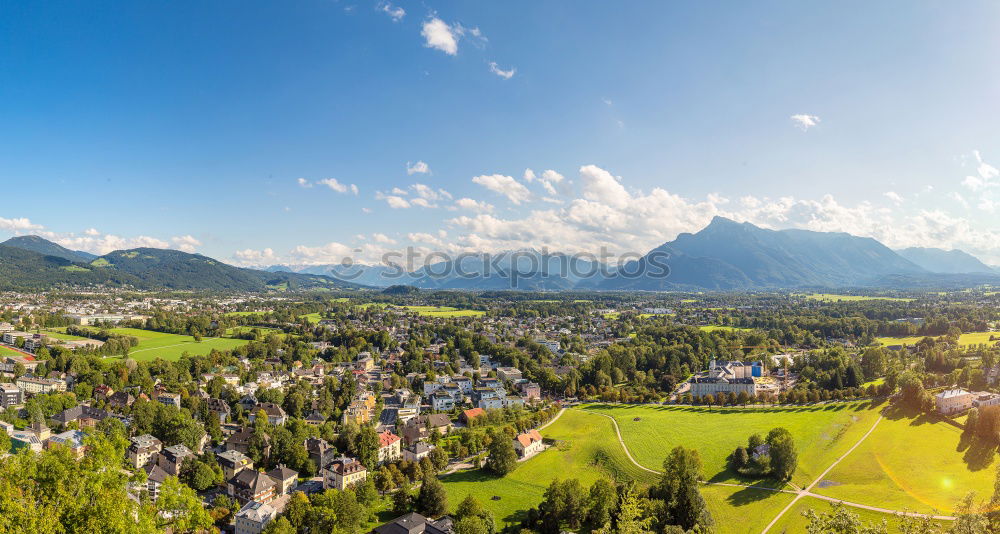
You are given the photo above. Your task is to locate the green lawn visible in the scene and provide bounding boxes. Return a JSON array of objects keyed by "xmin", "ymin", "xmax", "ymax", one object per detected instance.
[
  {"xmin": 584, "ymin": 402, "xmax": 883, "ymax": 488},
  {"xmin": 812, "ymin": 406, "xmax": 995, "ymax": 514},
  {"xmin": 441, "ymin": 409, "xmax": 656, "ymax": 526},
  {"xmin": 223, "ymin": 311, "xmax": 266, "ymax": 317},
  {"xmin": 876, "ymin": 331, "xmax": 1000, "ymax": 348},
  {"xmin": 0, "ymin": 345, "xmax": 29, "ymax": 357},
  {"xmin": 298, "ymin": 313, "xmax": 323, "ymax": 324},
  {"xmin": 805, "ymin": 293, "xmax": 914, "ymax": 302},
  {"xmin": 41, "ymin": 329, "xmax": 91, "ymax": 341},
  {"xmin": 71, "ymin": 327, "xmax": 250, "ymax": 361},
  {"xmin": 401, "ymin": 306, "xmax": 485, "ymax": 318},
  {"xmin": 700, "ymin": 484, "xmax": 795, "ymax": 534},
  {"xmin": 697, "ymin": 325, "xmax": 752, "ymax": 332}
]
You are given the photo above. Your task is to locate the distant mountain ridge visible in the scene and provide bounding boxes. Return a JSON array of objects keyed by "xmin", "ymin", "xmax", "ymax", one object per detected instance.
[
  {"xmin": 895, "ymin": 247, "xmax": 996, "ymax": 274},
  {"xmin": 0, "ymin": 236, "xmax": 361, "ymax": 291},
  {"xmin": 268, "ymin": 218, "xmax": 1000, "ymax": 291}
]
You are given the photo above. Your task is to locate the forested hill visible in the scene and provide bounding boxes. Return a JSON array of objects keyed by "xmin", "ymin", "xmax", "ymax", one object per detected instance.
[{"xmin": 0, "ymin": 237, "xmax": 360, "ymax": 291}]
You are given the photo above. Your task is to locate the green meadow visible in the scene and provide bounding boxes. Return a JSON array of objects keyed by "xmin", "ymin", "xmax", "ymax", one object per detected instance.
[
  {"xmin": 876, "ymin": 331, "xmax": 1000, "ymax": 348},
  {"xmin": 805, "ymin": 293, "xmax": 914, "ymax": 302},
  {"xmin": 401, "ymin": 306, "xmax": 485, "ymax": 318},
  {"xmin": 583, "ymin": 402, "xmax": 883, "ymax": 488},
  {"xmin": 58, "ymin": 327, "xmax": 250, "ymax": 361},
  {"xmin": 812, "ymin": 406, "xmax": 995, "ymax": 514},
  {"xmin": 697, "ymin": 325, "xmax": 752, "ymax": 333}
]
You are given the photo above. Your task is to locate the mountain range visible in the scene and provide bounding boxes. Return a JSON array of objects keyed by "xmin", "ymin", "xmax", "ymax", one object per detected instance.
[
  {"xmin": 272, "ymin": 217, "xmax": 1000, "ymax": 291},
  {"xmin": 1, "ymin": 218, "xmax": 998, "ymax": 292},
  {"xmin": 0, "ymin": 237, "xmax": 358, "ymax": 291}
]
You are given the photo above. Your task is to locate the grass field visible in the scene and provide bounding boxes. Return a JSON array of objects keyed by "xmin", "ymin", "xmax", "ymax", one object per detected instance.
[
  {"xmin": 805, "ymin": 293, "xmax": 914, "ymax": 302},
  {"xmin": 441, "ymin": 409, "xmax": 656, "ymax": 525},
  {"xmin": 223, "ymin": 311, "xmax": 267, "ymax": 317},
  {"xmin": 401, "ymin": 306, "xmax": 485, "ymax": 318},
  {"xmin": 41, "ymin": 329, "xmax": 91, "ymax": 341},
  {"xmin": 62, "ymin": 327, "xmax": 250, "ymax": 361},
  {"xmin": 700, "ymin": 484, "xmax": 795, "ymax": 534},
  {"xmin": 876, "ymin": 331, "xmax": 1000, "ymax": 348},
  {"xmin": 811, "ymin": 406, "xmax": 995, "ymax": 514},
  {"xmin": 698, "ymin": 325, "xmax": 752, "ymax": 332},
  {"xmin": 0, "ymin": 345, "xmax": 30, "ymax": 358},
  {"xmin": 584, "ymin": 402, "xmax": 884, "ymax": 488}
]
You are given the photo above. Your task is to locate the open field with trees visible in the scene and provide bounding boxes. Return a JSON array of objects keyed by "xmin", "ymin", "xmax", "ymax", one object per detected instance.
[
  {"xmin": 585, "ymin": 402, "xmax": 883, "ymax": 488},
  {"xmin": 441, "ymin": 409, "xmax": 655, "ymax": 525},
  {"xmin": 51, "ymin": 327, "xmax": 249, "ymax": 361},
  {"xmin": 805, "ymin": 293, "xmax": 915, "ymax": 302}
]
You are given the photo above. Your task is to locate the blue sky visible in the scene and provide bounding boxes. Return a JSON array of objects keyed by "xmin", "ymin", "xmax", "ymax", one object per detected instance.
[{"xmin": 2, "ymin": 1, "xmax": 1000, "ymax": 265}]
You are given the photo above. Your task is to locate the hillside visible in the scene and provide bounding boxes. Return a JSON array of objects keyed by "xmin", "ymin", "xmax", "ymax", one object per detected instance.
[
  {"xmin": 0, "ymin": 237, "xmax": 359, "ymax": 291},
  {"xmin": 895, "ymin": 247, "xmax": 996, "ymax": 274},
  {"xmin": 2, "ymin": 235, "xmax": 96, "ymax": 263}
]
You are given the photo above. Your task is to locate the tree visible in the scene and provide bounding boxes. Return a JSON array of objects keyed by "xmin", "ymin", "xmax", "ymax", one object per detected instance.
[
  {"xmin": 803, "ymin": 503, "xmax": 888, "ymax": 534},
  {"xmin": 652, "ymin": 446, "xmax": 712, "ymax": 531},
  {"xmin": 283, "ymin": 491, "xmax": 311, "ymax": 530},
  {"xmin": 767, "ymin": 427, "xmax": 798, "ymax": 482},
  {"xmin": 355, "ymin": 425, "xmax": 381, "ymax": 469},
  {"xmin": 181, "ymin": 459, "xmax": 217, "ymax": 492},
  {"xmin": 586, "ymin": 479, "xmax": 617, "ymax": 530},
  {"xmin": 416, "ymin": 472, "xmax": 448, "ymax": 518},
  {"xmin": 263, "ymin": 517, "xmax": 296, "ymax": 534},
  {"xmin": 393, "ymin": 488, "xmax": 413, "ymax": 515},
  {"xmin": 608, "ymin": 483, "xmax": 651, "ymax": 534},
  {"xmin": 455, "ymin": 495, "xmax": 495, "ymax": 534},
  {"xmin": 966, "ymin": 408, "xmax": 980, "ymax": 437},
  {"xmin": 156, "ymin": 476, "xmax": 214, "ymax": 533},
  {"xmin": 485, "ymin": 429, "xmax": 517, "ymax": 476}
]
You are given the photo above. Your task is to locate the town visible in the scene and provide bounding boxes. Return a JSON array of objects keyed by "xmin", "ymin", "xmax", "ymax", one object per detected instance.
[{"xmin": 1, "ymin": 288, "xmax": 1000, "ymax": 533}]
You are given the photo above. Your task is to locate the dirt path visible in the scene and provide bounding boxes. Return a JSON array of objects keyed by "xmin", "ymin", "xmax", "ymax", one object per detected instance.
[{"xmin": 538, "ymin": 407, "xmax": 566, "ymax": 430}]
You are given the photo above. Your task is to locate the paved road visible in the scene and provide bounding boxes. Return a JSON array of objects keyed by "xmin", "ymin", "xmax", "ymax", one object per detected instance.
[{"xmin": 582, "ymin": 407, "xmax": 957, "ymax": 528}]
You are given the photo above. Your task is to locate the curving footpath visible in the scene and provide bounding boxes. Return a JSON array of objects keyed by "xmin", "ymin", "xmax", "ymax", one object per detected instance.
[{"xmin": 583, "ymin": 408, "xmax": 956, "ymax": 530}]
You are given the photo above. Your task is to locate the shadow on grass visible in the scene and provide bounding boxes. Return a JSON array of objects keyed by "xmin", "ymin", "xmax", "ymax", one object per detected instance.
[
  {"xmin": 956, "ymin": 433, "xmax": 998, "ymax": 472},
  {"xmin": 725, "ymin": 485, "xmax": 782, "ymax": 507}
]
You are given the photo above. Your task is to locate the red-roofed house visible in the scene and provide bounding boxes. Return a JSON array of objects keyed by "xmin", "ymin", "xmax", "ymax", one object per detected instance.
[
  {"xmin": 513, "ymin": 429, "xmax": 544, "ymax": 459},
  {"xmin": 459, "ymin": 407, "xmax": 485, "ymax": 425},
  {"xmin": 377, "ymin": 431, "xmax": 401, "ymax": 464}
]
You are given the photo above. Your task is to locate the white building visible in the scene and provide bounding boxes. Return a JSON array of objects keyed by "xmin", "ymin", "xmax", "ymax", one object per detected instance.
[
  {"xmin": 936, "ymin": 389, "xmax": 974, "ymax": 415},
  {"xmin": 235, "ymin": 501, "xmax": 277, "ymax": 534}
]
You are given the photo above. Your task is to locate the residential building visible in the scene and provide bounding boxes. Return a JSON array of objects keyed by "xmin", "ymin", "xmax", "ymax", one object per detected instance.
[
  {"xmin": 249, "ymin": 402, "xmax": 287, "ymax": 426},
  {"xmin": 459, "ymin": 408, "xmax": 485, "ymax": 425},
  {"xmin": 402, "ymin": 442, "xmax": 434, "ymax": 463},
  {"xmin": 378, "ymin": 431, "xmax": 402, "ymax": 464},
  {"xmin": 0, "ymin": 383, "xmax": 22, "ymax": 408},
  {"xmin": 936, "ymin": 389, "xmax": 974, "ymax": 415},
  {"xmin": 973, "ymin": 392, "xmax": 1000, "ymax": 409},
  {"xmin": 142, "ymin": 463, "xmax": 170, "ymax": 501},
  {"xmin": 159, "ymin": 444, "xmax": 194, "ymax": 476},
  {"xmin": 218, "ymin": 449, "xmax": 254, "ymax": 480},
  {"xmin": 496, "ymin": 367, "xmax": 522, "ymax": 382},
  {"xmin": 689, "ymin": 360, "xmax": 761, "ymax": 398},
  {"xmin": 267, "ymin": 464, "xmax": 298, "ymax": 496},
  {"xmin": 228, "ymin": 469, "xmax": 277, "ymax": 505},
  {"xmin": 156, "ymin": 392, "xmax": 182, "ymax": 409},
  {"xmin": 206, "ymin": 398, "xmax": 231, "ymax": 423},
  {"xmin": 235, "ymin": 501, "xmax": 277, "ymax": 534},
  {"xmin": 305, "ymin": 436, "xmax": 335, "ymax": 472},
  {"xmin": 128, "ymin": 434, "xmax": 163, "ymax": 468},
  {"xmin": 322, "ymin": 456, "xmax": 367, "ymax": 490},
  {"xmin": 46, "ymin": 430, "xmax": 87, "ymax": 458},
  {"xmin": 15, "ymin": 376, "xmax": 66, "ymax": 394},
  {"xmin": 372, "ymin": 512, "xmax": 454, "ymax": 534},
  {"xmin": 512, "ymin": 429, "xmax": 544, "ymax": 459}
]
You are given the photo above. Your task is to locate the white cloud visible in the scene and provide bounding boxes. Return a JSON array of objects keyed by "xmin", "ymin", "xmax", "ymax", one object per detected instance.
[
  {"xmin": 372, "ymin": 233, "xmax": 396, "ymax": 245},
  {"xmin": 472, "ymin": 174, "xmax": 532, "ymax": 205},
  {"xmin": 234, "ymin": 248, "xmax": 277, "ymax": 264},
  {"xmin": 455, "ymin": 197, "xmax": 495, "ymax": 212},
  {"xmin": 422, "ymin": 18, "xmax": 459, "ymax": 55},
  {"xmin": 297, "ymin": 178, "xmax": 312, "ymax": 188},
  {"xmin": 377, "ymin": 1, "xmax": 405, "ymax": 21},
  {"xmin": 407, "ymin": 160, "xmax": 431, "ymax": 175},
  {"xmin": 539, "ymin": 169, "xmax": 566, "ymax": 196},
  {"xmin": 790, "ymin": 114, "xmax": 821, "ymax": 131},
  {"xmin": 0, "ymin": 216, "xmax": 43, "ymax": 232},
  {"xmin": 523, "ymin": 169, "xmax": 536, "ymax": 182},
  {"xmin": 84, "ymin": 227, "xmax": 100, "ymax": 236},
  {"xmin": 602, "ymin": 98, "xmax": 613, "ymax": 106},
  {"xmin": 883, "ymin": 191, "xmax": 903, "ymax": 206},
  {"xmin": 579, "ymin": 164, "xmax": 630, "ymax": 209},
  {"xmin": 317, "ymin": 178, "xmax": 357, "ymax": 194},
  {"xmin": 488, "ymin": 61, "xmax": 515, "ymax": 79},
  {"xmin": 171, "ymin": 235, "xmax": 202, "ymax": 253},
  {"xmin": 384, "ymin": 196, "xmax": 410, "ymax": 209}
]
